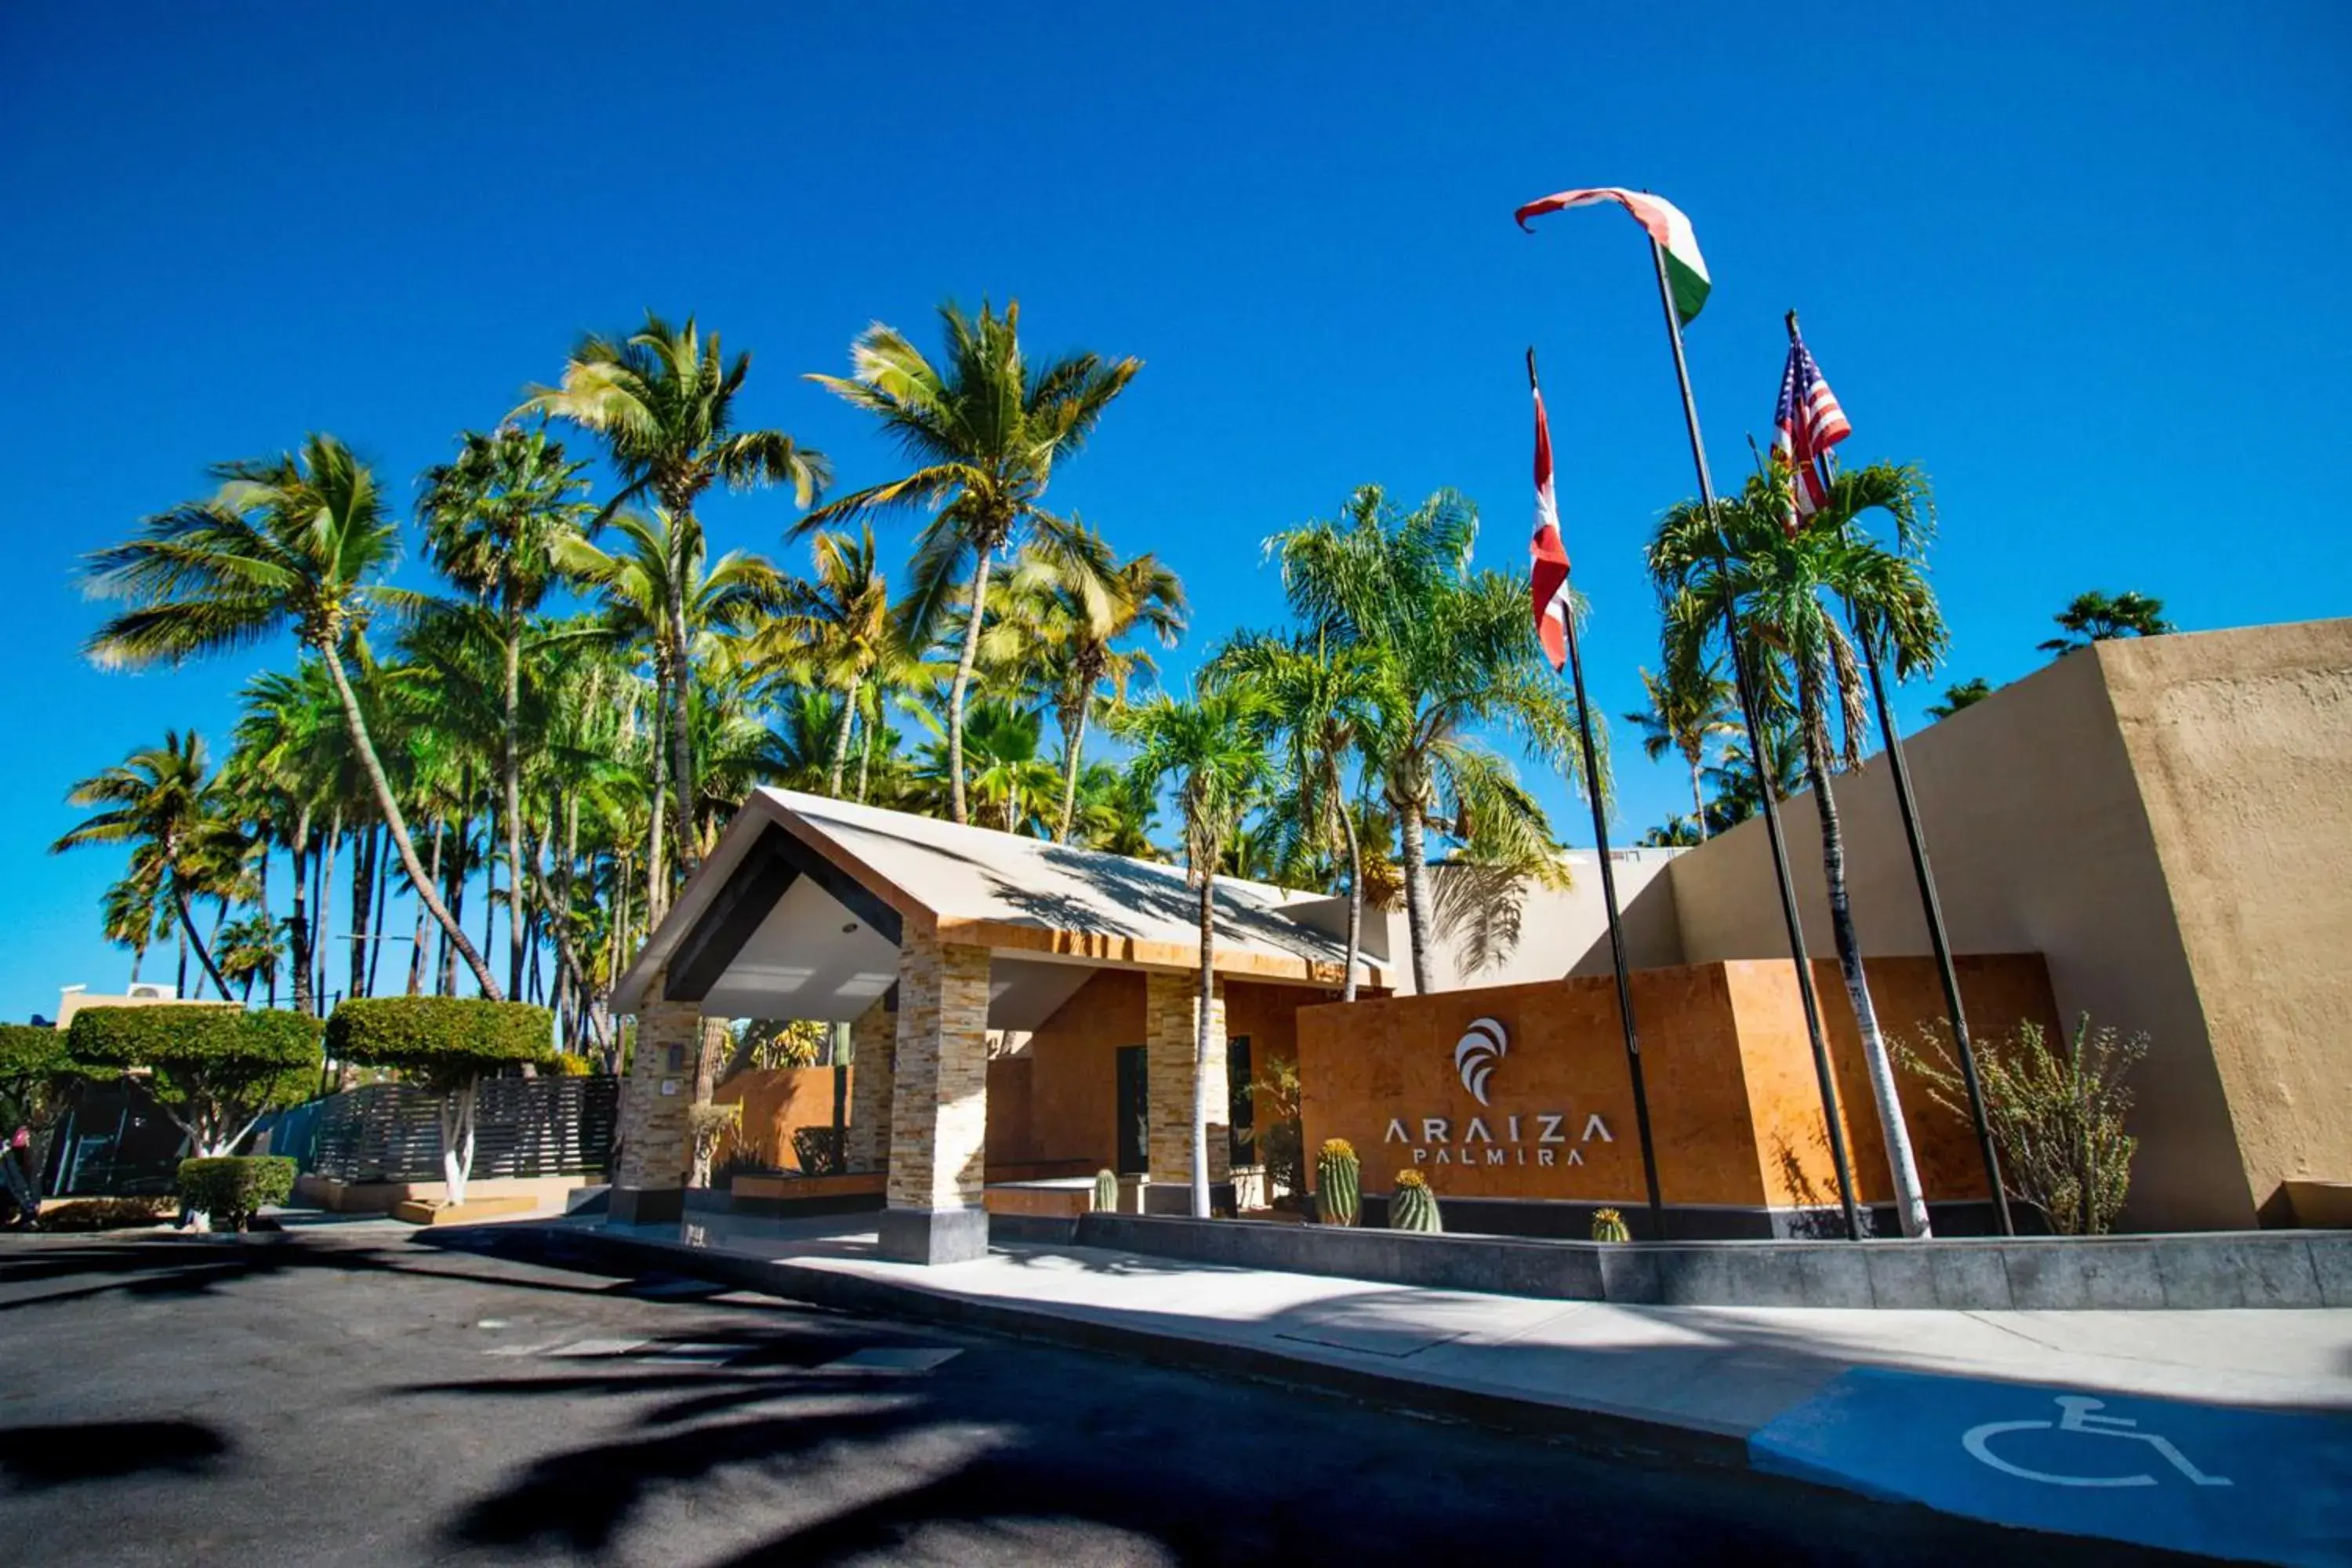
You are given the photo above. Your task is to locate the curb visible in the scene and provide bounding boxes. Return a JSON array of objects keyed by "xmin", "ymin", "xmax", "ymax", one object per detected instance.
[{"xmin": 466, "ymin": 1222, "xmax": 1752, "ymax": 1469}]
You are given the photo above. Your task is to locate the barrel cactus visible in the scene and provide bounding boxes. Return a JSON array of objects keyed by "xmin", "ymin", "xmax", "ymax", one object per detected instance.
[
  {"xmin": 1315, "ymin": 1138, "xmax": 1360, "ymax": 1227},
  {"xmin": 1390, "ymin": 1170, "xmax": 1443, "ymax": 1233},
  {"xmin": 1590, "ymin": 1207, "xmax": 1632, "ymax": 1243},
  {"xmin": 1093, "ymin": 1168, "xmax": 1120, "ymax": 1214}
]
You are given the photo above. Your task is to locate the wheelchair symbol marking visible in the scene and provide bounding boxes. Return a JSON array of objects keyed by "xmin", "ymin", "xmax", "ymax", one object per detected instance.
[{"xmin": 1962, "ymin": 1396, "xmax": 2234, "ymax": 1489}]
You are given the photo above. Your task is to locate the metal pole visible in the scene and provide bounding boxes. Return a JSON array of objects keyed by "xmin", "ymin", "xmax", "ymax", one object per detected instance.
[
  {"xmin": 1646, "ymin": 240, "xmax": 1862, "ymax": 1240},
  {"xmin": 1530, "ymin": 347, "xmax": 1666, "ymax": 1238},
  {"xmin": 1788, "ymin": 310, "xmax": 2012, "ymax": 1236}
]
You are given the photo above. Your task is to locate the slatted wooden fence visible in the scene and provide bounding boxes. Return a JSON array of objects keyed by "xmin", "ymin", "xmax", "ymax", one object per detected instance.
[{"xmin": 310, "ymin": 1077, "xmax": 616, "ymax": 1183}]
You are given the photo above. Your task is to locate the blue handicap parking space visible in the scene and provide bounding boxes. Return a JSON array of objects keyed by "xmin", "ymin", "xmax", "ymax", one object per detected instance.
[{"xmin": 1750, "ymin": 1368, "xmax": 2352, "ymax": 1566}]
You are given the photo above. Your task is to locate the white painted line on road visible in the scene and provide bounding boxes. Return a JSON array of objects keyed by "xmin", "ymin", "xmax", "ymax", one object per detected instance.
[
  {"xmin": 546, "ymin": 1338, "xmax": 650, "ymax": 1358},
  {"xmin": 635, "ymin": 1343, "xmax": 743, "ymax": 1363},
  {"xmin": 816, "ymin": 1347, "xmax": 963, "ymax": 1375}
]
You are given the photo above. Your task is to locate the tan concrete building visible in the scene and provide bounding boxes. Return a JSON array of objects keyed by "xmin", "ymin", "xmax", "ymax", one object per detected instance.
[{"xmin": 609, "ymin": 618, "xmax": 2352, "ymax": 1252}]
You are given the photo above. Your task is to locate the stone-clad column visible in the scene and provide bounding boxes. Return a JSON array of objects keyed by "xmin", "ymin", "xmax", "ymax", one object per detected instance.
[
  {"xmin": 880, "ymin": 927, "xmax": 993, "ymax": 1264},
  {"xmin": 844, "ymin": 997, "xmax": 897, "ymax": 1173},
  {"xmin": 1146, "ymin": 971, "xmax": 1229, "ymax": 1207},
  {"xmin": 615, "ymin": 967, "xmax": 699, "ymax": 1224}
]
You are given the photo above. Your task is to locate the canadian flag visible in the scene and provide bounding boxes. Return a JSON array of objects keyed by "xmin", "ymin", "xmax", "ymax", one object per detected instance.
[{"xmin": 1530, "ymin": 385, "xmax": 1571, "ymax": 673}]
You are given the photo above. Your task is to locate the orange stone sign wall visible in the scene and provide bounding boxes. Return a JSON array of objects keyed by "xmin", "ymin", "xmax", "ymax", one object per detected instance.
[{"xmin": 1297, "ymin": 956, "xmax": 2060, "ymax": 1208}]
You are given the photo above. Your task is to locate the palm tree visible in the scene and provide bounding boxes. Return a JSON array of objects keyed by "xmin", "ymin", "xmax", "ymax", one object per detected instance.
[
  {"xmin": 518, "ymin": 312, "xmax": 829, "ymax": 880},
  {"xmin": 215, "ymin": 913, "xmax": 282, "ymax": 1002},
  {"xmin": 81, "ymin": 437, "xmax": 504, "ymax": 995},
  {"xmin": 1067, "ymin": 760, "xmax": 1163, "ymax": 859},
  {"xmin": 1650, "ymin": 460, "xmax": 1949, "ymax": 1237},
  {"xmin": 1703, "ymin": 722, "xmax": 1809, "ymax": 833},
  {"xmin": 757, "ymin": 524, "xmax": 898, "ymax": 797},
  {"xmin": 1207, "ymin": 631, "xmax": 1380, "ymax": 999},
  {"xmin": 101, "ymin": 867, "xmax": 170, "ymax": 985},
  {"xmin": 420, "ymin": 425, "xmax": 595, "ymax": 997},
  {"xmin": 1268, "ymin": 486, "xmax": 1581, "ymax": 993},
  {"xmin": 2039, "ymin": 590, "xmax": 2176, "ymax": 657},
  {"xmin": 557, "ymin": 509, "xmax": 788, "ymax": 921},
  {"xmin": 232, "ymin": 659, "xmax": 353, "ymax": 1014},
  {"xmin": 1625, "ymin": 659, "xmax": 1740, "ymax": 843},
  {"xmin": 985, "ymin": 523, "xmax": 1187, "ymax": 843},
  {"xmin": 800, "ymin": 299, "xmax": 1141, "ymax": 826},
  {"xmin": 1926, "ymin": 676, "xmax": 1994, "ymax": 719},
  {"xmin": 53, "ymin": 731, "xmax": 244, "ymax": 1000},
  {"xmin": 1115, "ymin": 687, "xmax": 1273, "ymax": 1218}
]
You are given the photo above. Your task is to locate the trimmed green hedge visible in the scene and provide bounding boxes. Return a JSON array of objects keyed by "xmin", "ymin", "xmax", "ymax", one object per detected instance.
[
  {"xmin": 67, "ymin": 1006, "xmax": 322, "ymax": 1070},
  {"xmin": 0, "ymin": 1023, "xmax": 79, "ymax": 1080},
  {"xmin": 178, "ymin": 1156, "xmax": 296, "ymax": 1231},
  {"xmin": 326, "ymin": 998, "xmax": 555, "ymax": 1091}
]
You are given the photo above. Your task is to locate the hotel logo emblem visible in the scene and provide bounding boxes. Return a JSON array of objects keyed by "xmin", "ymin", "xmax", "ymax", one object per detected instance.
[{"xmin": 1453, "ymin": 1017, "xmax": 1507, "ymax": 1105}]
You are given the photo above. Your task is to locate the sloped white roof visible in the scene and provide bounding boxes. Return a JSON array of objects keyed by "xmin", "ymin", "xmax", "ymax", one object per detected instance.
[{"xmin": 612, "ymin": 789, "xmax": 1379, "ymax": 1013}]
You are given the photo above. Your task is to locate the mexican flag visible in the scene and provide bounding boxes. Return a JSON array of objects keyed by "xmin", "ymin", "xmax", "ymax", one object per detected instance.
[{"xmin": 1513, "ymin": 187, "xmax": 1712, "ymax": 325}]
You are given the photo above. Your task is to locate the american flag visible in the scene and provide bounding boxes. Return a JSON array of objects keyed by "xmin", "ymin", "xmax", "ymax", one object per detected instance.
[
  {"xmin": 1530, "ymin": 383, "xmax": 1570, "ymax": 673},
  {"xmin": 1773, "ymin": 334, "xmax": 1851, "ymax": 534}
]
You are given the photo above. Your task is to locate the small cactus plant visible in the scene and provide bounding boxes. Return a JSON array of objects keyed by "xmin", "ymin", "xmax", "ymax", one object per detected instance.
[
  {"xmin": 1390, "ymin": 1169, "xmax": 1443, "ymax": 1233},
  {"xmin": 1590, "ymin": 1207, "xmax": 1632, "ymax": 1243},
  {"xmin": 1316, "ymin": 1138, "xmax": 1360, "ymax": 1227},
  {"xmin": 1093, "ymin": 1168, "xmax": 1120, "ymax": 1214}
]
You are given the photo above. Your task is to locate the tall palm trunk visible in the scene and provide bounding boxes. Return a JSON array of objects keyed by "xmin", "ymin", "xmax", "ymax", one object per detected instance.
[
  {"xmin": 317, "ymin": 639, "xmax": 503, "ymax": 999},
  {"xmin": 315, "ymin": 811, "xmax": 336, "ymax": 1007},
  {"xmin": 409, "ymin": 815, "xmax": 442, "ymax": 996},
  {"xmin": 945, "ymin": 541, "xmax": 997, "ymax": 826},
  {"xmin": 646, "ymin": 681, "xmax": 671, "ymax": 928},
  {"xmin": 827, "ymin": 672, "xmax": 863, "ymax": 797},
  {"xmin": 256, "ymin": 834, "xmax": 275, "ymax": 1007},
  {"xmin": 169, "ymin": 860, "xmax": 230, "ymax": 1001},
  {"xmin": 1798, "ymin": 684, "xmax": 1931, "ymax": 1238},
  {"xmin": 855, "ymin": 699, "xmax": 875, "ymax": 803},
  {"xmin": 1688, "ymin": 755, "xmax": 1711, "ymax": 842},
  {"xmin": 504, "ymin": 606, "xmax": 528, "ymax": 1000},
  {"xmin": 440, "ymin": 803, "xmax": 467, "ymax": 996},
  {"xmin": 1192, "ymin": 867, "xmax": 1217, "ymax": 1220},
  {"xmin": 348, "ymin": 824, "xmax": 374, "ymax": 1003},
  {"xmin": 288, "ymin": 803, "xmax": 314, "ymax": 1016},
  {"xmin": 1328, "ymin": 751, "xmax": 1364, "ymax": 1003},
  {"xmin": 1054, "ymin": 696, "xmax": 1089, "ymax": 844},
  {"xmin": 366, "ymin": 826, "xmax": 391, "ymax": 998},
  {"xmin": 663, "ymin": 554, "xmax": 698, "ymax": 883},
  {"xmin": 1395, "ymin": 797, "xmax": 1437, "ymax": 994}
]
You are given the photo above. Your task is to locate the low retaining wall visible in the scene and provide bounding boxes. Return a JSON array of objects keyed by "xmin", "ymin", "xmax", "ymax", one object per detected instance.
[{"xmin": 1055, "ymin": 1214, "xmax": 2352, "ymax": 1311}]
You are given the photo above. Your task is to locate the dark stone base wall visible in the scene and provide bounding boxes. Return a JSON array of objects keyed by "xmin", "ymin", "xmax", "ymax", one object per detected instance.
[{"xmin": 1060, "ymin": 1212, "xmax": 2351, "ymax": 1310}]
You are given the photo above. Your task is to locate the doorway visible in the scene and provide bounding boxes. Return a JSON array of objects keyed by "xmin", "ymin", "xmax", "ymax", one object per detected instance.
[{"xmin": 1114, "ymin": 1045, "xmax": 1148, "ymax": 1174}]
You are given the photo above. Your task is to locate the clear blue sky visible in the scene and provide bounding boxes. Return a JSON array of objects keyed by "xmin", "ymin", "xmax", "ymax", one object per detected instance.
[{"xmin": 3, "ymin": 4, "xmax": 2347, "ymax": 1022}]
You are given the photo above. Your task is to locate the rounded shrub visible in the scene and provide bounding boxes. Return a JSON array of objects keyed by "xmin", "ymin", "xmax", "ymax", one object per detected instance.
[
  {"xmin": 67, "ymin": 1007, "xmax": 322, "ymax": 1155},
  {"xmin": 178, "ymin": 1155, "xmax": 297, "ymax": 1232},
  {"xmin": 0, "ymin": 1023, "xmax": 88, "ymax": 1127},
  {"xmin": 325, "ymin": 997, "xmax": 555, "ymax": 1089},
  {"xmin": 69, "ymin": 1005, "xmax": 321, "ymax": 1073}
]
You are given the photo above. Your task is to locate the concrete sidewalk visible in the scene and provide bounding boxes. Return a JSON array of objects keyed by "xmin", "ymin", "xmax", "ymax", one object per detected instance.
[{"xmin": 478, "ymin": 1212, "xmax": 2351, "ymax": 1565}]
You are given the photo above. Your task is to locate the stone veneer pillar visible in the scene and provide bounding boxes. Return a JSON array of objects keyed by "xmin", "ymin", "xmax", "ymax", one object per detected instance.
[
  {"xmin": 844, "ymin": 996, "xmax": 897, "ymax": 1173},
  {"xmin": 1146, "ymin": 970, "xmax": 1229, "ymax": 1207},
  {"xmin": 614, "ymin": 967, "xmax": 700, "ymax": 1224},
  {"xmin": 880, "ymin": 927, "xmax": 993, "ymax": 1263}
]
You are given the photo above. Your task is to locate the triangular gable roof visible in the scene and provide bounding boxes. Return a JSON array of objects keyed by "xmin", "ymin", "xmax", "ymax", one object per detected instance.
[{"xmin": 612, "ymin": 789, "xmax": 1381, "ymax": 1012}]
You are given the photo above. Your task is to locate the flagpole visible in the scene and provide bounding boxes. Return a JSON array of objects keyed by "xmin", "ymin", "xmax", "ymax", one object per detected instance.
[
  {"xmin": 1528, "ymin": 347, "xmax": 1666, "ymax": 1237},
  {"xmin": 1646, "ymin": 239, "xmax": 1864, "ymax": 1241},
  {"xmin": 1791, "ymin": 314, "xmax": 2013, "ymax": 1236}
]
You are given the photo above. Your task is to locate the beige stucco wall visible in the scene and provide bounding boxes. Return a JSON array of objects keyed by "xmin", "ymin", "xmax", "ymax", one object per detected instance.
[
  {"xmin": 1661, "ymin": 619, "xmax": 2352, "ymax": 1232},
  {"xmin": 2096, "ymin": 621, "xmax": 2352, "ymax": 1223},
  {"xmin": 1377, "ymin": 850, "xmax": 1686, "ymax": 996}
]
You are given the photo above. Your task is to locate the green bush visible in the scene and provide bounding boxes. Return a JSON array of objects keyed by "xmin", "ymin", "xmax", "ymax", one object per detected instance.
[
  {"xmin": 177, "ymin": 1156, "xmax": 296, "ymax": 1232},
  {"xmin": 0, "ymin": 1022, "xmax": 89, "ymax": 1131},
  {"xmin": 69, "ymin": 1005, "xmax": 320, "ymax": 1071},
  {"xmin": 326, "ymin": 997, "xmax": 554, "ymax": 1090},
  {"xmin": 67, "ymin": 1007, "xmax": 321, "ymax": 1156}
]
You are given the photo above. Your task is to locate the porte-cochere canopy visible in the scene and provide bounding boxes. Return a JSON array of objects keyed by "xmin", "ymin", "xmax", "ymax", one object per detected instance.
[{"xmin": 613, "ymin": 789, "xmax": 1385, "ymax": 1028}]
